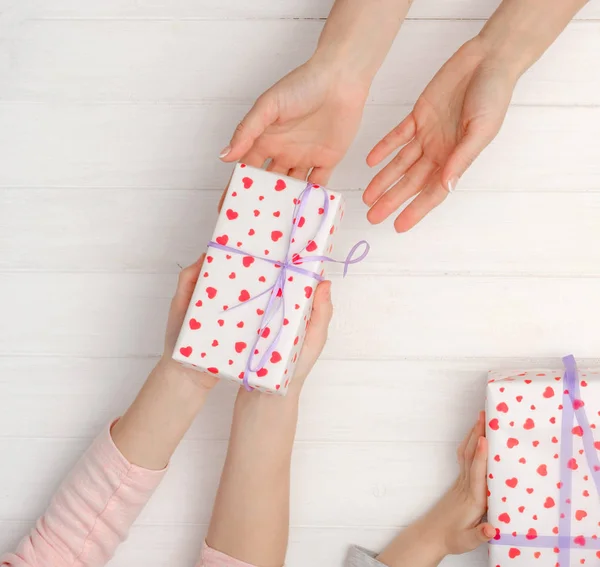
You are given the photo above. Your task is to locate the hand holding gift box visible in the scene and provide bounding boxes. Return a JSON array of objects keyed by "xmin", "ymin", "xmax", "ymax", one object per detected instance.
[
  {"xmin": 172, "ymin": 164, "xmax": 369, "ymax": 395},
  {"xmin": 486, "ymin": 356, "xmax": 600, "ymax": 566}
]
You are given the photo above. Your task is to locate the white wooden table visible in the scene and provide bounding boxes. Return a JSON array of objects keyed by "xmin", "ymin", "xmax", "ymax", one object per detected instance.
[{"xmin": 1, "ymin": 1, "xmax": 599, "ymax": 565}]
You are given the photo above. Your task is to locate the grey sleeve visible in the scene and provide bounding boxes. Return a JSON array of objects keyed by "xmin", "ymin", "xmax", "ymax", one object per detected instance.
[{"xmin": 344, "ymin": 546, "xmax": 385, "ymax": 567}]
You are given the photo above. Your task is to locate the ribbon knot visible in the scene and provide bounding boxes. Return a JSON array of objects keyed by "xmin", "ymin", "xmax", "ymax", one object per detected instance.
[{"xmin": 208, "ymin": 182, "xmax": 370, "ymax": 391}]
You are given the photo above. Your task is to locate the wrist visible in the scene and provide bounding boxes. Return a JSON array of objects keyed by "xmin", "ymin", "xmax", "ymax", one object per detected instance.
[
  {"xmin": 476, "ymin": 28, "xmax": 534, "ymax": 81},
  {"xmin": 235, "ymin": 386, "xmax": 300, "ymax": 419},
  {"xmin": 110, "ymin": 362, "xmax": 210, "ymax": 469},
  {"xmin": 156, "ymin": 356, "xmax": 217, "ymax": 397},
  {"xmin": 309, "ymin": 44, "xmax": 374, "ymax": 95},
  {"xmin": 376, "ymin": 519, "xmax": 448, "ymax": 567}
]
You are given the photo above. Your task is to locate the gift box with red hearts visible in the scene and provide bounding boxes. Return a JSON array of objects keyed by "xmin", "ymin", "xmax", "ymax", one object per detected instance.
[
  {"xmin": 486, "ymin": 357, "xmax": 600, "ymax": 566},
  {"xmin": 172, "ymin": 163, "xmax": 347, "ymax": 395}
]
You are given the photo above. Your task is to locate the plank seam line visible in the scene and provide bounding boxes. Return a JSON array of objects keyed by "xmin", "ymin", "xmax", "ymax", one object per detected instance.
[
  {"xmin": 1, "ymin": 101, "xmax": 599, "ymax": 109},
  {"xmin": 0, "ymin": 354, "xmax": 598, "ymax": 363},
  {"xmin": 3, "ymin": 187, "xmax": 600, "ymax": 193},
  {"xmin": 0, "ymin": 519, "xmax": 407, "ymax": 530},
  {"xmin": 3, "ymin": 270, "xmax": 600, "ymax": 278},
  {"xmin": 28, "ymin": 16, "xmax": 598, "ymax": 23}
]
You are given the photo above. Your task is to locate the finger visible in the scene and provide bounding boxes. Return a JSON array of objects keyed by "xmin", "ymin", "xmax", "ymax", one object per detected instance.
[
  {"xmin": 367, "ymin": 157, "xmax": 436, "ymax": 225},
  {"xmin": 267, "ymin": 160, "xmax": 291, "ymax": 175},
  {"xmin": 288, "ymin": 167, "xmax": 310, "ymax": 181},
  {"xmin": 221, "ymin": 94, "xmax": 278, "ymax": 162},
  {"xmin": 393, "ymin": 175, "xmax": 448, "ymax": 233},
  {"xmin": 308, "ymin": 167, "xmax": 334, "ymax": 186},
  {"xmin": 363, "ymin": 140, "xmax": 422, "ymax": 206},
  {"xmin": 217, "ymin": 189, "xmax": 226, "ymax": 213},
  {"xmin": 241, "ymin": 149, "xmax": 268, "ymax": 169},
  {"xmin": 456, "ymin": 427, "xmax": 470, "ymax": 466},
  {"xmin": 469, "ymin": 436, "xmax": 489, "ymax": 505},
  {"xmin": 464, "ymin": 414, "xmax": 483, "ymax": 471},
  {"xmin": 458, "ymin": 423, "xmax": 477, "ymax": 479},
  {"xmin": 217, "ymin": 169, "xmax": 237, "ymax": 213},
  {"xmin": 441, "ymin": 122, "xmax": 495, "ymax": 193},
  {"xmin": 367, "ymin": 114, "xmax": 416, "ymax": 167},
  {"xmin": 173, "ymin": 255, "xmax": 205, "ymax": 308},
  {"xmin": 304, "ymin": 281, "xmax": 333, "ymax": 350},
  {"xmin": 461, "ymin": 523, "xmax": 496, "ymax": 552},
  {"xmin": 475, "ymin": 410, "xmax": 486, "ymax": 438}
]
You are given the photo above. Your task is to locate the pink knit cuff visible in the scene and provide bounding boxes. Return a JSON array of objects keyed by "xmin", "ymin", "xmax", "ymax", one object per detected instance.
[
  {"xmin": 104, "ymin": 419, "xmax": 168, "ymax": 482},
  {"xmin": 198, "ymin": 543, "xmax": 267, "ymax": 567}
]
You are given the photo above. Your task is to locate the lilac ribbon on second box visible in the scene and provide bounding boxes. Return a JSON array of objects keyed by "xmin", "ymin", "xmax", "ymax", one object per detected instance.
[{"xmin": 489, "ymin": 355, "xmax": 600, "ymax": 563}]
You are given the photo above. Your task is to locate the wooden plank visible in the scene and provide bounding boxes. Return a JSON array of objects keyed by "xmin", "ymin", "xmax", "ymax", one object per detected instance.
[
  {"xmin": 0, "ymin": 437, "xmax": 461, "ymax": 527},
  {"xmin": 0, "ymin": 358, "xmax": 487, "ymax": 443},
  {"xmin": 2, "ymin": 19, "xmax": 599, "ymax": 106},
  {"xmin": 2, "ymin": 357, "xmax": 598, "ymax": 443},
  {"xmin": 0, "ymin": 273, "xmax": 598, "ymax": 359},
  {"xmin": 0, "ymin": 522, "xmax": 486, "ymax": 567},
  {"xmin": 0, "ymin": 104, "xmax": 598, "ymax": 191},
  {"xmin": 25, "ymin": 0, "xmax": 599, "ymax": 21},
  {"xmin": 3, "ymin": 189, "xmax": 600, "ymax": 276}
]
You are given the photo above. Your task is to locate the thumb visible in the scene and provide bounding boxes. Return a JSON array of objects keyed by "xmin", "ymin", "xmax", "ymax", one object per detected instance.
[
  {"xmin": 304, "ymin": 281, "xmax": 333, "ymax": 351},
  {"xmin": 460, "ymin": 523, "xmax": 496, "ymax": 553},
  {"xmin": 442, "ymin": 123, "xmax": 495, "ymax": 193},
  {"xmin": 220, "ymin": 94, "xmax": 278, "ymax": 162}
]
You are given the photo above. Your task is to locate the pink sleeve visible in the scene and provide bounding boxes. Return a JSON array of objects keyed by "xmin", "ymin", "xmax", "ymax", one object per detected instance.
[
  {"xmin": 1, "ymin": 421, "xmax": 166, "ymax": 567},
  {"xmin": 197, "ymin": 543, "xmax": 263, "ymax": 567}
]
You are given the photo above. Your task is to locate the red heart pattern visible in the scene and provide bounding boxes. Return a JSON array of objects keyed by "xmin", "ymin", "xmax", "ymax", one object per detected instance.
[
  {"xmin": 173, "ymin": 163, "xmax": 345, "ymax": 395},
  {"xmin": 487, "ymin": 368, "xmax": 600, "ymax": 566}
]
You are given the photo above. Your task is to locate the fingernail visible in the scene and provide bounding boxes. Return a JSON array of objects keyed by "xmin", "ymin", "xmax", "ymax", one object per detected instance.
[
  {"xmin": 447, "ymin": 177, "xmax": 459, "ymax": 193},
  {"xmin": 219, "ymin": 145, "xmax": 231, "ymax": 159}
]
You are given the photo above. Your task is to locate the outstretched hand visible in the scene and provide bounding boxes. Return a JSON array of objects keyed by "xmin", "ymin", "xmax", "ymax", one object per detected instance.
[
  {"xmin": 365, "ymin": 37, "xmax": 516, "ymax": 232},
  {"xmin": 220, "ymin": 58, "xmax": 368, "ymax": 185}
]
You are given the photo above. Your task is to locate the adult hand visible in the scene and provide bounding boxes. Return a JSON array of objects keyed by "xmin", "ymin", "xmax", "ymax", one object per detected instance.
[
  {"xmin": 220, "ymin": 58, "xmax": 369, "ymax": 185},
  {"xmin": 364, "ymin": 37, "xmax": 516, "ymax": 232}
]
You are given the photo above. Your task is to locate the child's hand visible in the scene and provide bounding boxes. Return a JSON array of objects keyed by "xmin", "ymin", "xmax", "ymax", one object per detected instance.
[
  {"xmin": 289, "ymin": 280, "xmax": 333, "ymax": 388},
  {"xmin": 376, "ymin": 412, "xmax": 494, "ymax": 567},
  {"xmin": 219, "ymin": 58, "xmax": 368, "ymax": 185},
  {"xmin": 364, "ymin": 36, "xmax": 516, "ymax": 232},
  {"xmin": 159, "ymin": 255, "xmax": 219, "ymax": 391},
  {"xmin": 431, "ymin": 411, "xmax": 495, "ymax": 555}
]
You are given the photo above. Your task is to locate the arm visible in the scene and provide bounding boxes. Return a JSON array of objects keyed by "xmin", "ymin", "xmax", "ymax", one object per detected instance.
[
  {"xmin": 203, "ymin": 282, "xmax": 333, "ymax": 567},
  {"xmin": 312, "ymin": 0, "xmax": 413, "ymax": 87},
  {"xmin": 111, "ymin": 257, "xmax": 218, "ymax": 469},
  {"xmin": 346, "ymin": 413, "xmax": 493, "ymax": 567},
  {"xmin": 479, "ymin": 0, "xmax": 590, "ymax": 77},
  {"xmin": 1, "ymin": 258, "xmax": 216, "ymax": 567},
  {"xmin": 365, "ymin": 0, "xmax": 588, "ymax": 232},
  {"xmin": 220, "ymin": 0, "xmax": 412, "ymax": 184}
]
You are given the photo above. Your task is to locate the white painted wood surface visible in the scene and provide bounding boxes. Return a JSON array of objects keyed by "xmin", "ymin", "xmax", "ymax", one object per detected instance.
[{"xmin": 0, "ymin": 1, "xmax": 598, "ymax": 566}]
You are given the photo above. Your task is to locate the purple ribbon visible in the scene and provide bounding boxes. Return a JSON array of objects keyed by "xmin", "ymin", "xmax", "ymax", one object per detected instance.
[
  {"xmin": 490, "ymin": 355, "xmax": 600, "ymax": 562},
  {"xmin": 208, "ymin": 182, "xmax": 370, "ymax": 391}
]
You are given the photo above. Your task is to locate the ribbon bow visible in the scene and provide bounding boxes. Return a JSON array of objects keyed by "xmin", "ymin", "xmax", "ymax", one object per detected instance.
[
  {"xmin": 208, "ymin": 182, "xmax": 369, "ymax": 391},
  {"xmin": 490, "ymin": 355, "xmax": 600, "ymax": 562}
]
